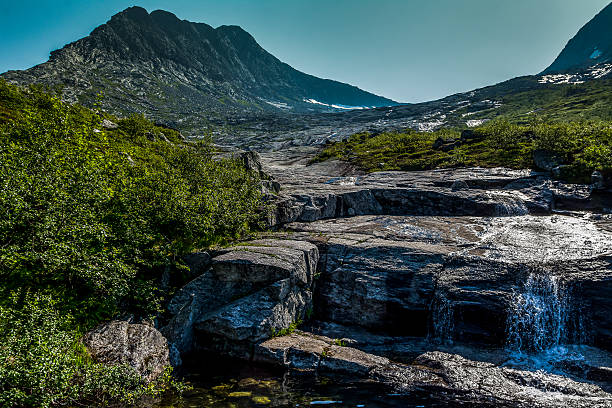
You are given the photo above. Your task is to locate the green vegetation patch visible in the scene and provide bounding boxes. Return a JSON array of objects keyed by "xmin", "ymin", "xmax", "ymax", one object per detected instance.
[
  {"xmin": 0, "ymin": 80, "xmax": 264, "ymax": 406},
  {"xmin": 314, "ymin": 120, "xmax": 612, "ymax": 183}
]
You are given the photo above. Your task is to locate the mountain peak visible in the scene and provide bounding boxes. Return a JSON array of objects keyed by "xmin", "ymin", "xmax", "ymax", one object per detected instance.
[
  {"xmin": 115, "ymin": 6, "xmax": 149, "ymax": 21},
  {"xmin": 1, "ymin": 7, "xmax": 396, "ymax": 133},
  {"xmin": 543, "ymin": 2, "xmax": 612, "ymax": 74}
]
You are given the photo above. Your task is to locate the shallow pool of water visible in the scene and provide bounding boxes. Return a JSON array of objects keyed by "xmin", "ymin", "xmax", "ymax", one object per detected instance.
[{"xmin": 152, "ymin": 355, "xmax": 505, "ymax": 408}]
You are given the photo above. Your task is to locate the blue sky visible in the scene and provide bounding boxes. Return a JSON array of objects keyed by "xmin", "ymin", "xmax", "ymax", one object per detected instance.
[{"xmin": 1, "ymin": 0, "xmax": 610, "ymax": 102}]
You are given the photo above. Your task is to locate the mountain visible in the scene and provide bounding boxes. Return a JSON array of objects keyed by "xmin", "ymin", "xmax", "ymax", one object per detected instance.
[
  {"xmin": 543, "ymin": 2, "xmax": 612, "ymax": 74},
  {"xmin": 1, "ymin": 6, "xmax": 396, "ymax": 132}
]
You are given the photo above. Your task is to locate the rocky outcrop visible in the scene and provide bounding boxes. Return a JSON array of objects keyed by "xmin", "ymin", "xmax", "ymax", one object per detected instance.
[
  {"xmin": 161, "ymin": 239, "xmax": 318, "ymax": 358},
  {"xmin": 83, "ymin": 320, "xmax": 173, "ymax": 382},
  {"xmin": 255, "ymin": 332, "xmax": 612, "ymax": 407},
  {"xmin": 267, "ymin": 168, "xmax": 558, "ymax": 226},
  {"xmin": 283, "ymin": 214, "xmax": 612, "ymax": 349}
]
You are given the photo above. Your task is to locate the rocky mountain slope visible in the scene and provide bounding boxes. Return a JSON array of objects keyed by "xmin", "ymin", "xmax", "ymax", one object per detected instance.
[
  {"xmin": 544, "ymin": 2, "xmax": 612, "ymax": 74},
  {"xmin": 1, "ymin": 6, "xmax": 396, "ymax": 131}
]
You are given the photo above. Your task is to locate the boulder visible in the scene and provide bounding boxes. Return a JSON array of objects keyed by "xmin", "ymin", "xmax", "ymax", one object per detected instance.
[
  {"xmin": 533, "ymin": 149, "xmax": 562, "ymax": 171},
  {"xmin": 240, "ymin": 150, "xmax": 270, "ymax": 179},
  {"xmin": 254, "ymin": 331, "xmax": 392, "ymax": 376},
  {"xmin": 161, "ymin": 239, "xmax": 319, "ymax": 357},
  {"xmin": 83, "ymin": 320, "xmax": 172, "ymax": 382},
  {"xmin": 101, "ymin": 118, "xmax": 118, "ymax": 129},
  {"xmin": 182, "ymin": 251, "xmax": 211, "ymax": 278}
]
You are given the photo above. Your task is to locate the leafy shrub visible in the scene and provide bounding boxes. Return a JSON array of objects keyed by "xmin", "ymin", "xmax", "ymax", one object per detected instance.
[
  {"xmin": 0, "ymin": 80, "xmax": 262, "ymax": 405},
  {"xmin": 0, "ymin": 80, "xmax": 263, "ymax": 323},
  {"xmin": 0, "ymin": 293, "xmax": 152, "ymax": 408}
]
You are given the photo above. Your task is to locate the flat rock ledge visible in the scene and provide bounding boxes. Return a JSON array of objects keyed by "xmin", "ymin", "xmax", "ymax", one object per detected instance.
[{"xmin": 256, "ymin": 331, "xmax": 612, "ymax": 408}]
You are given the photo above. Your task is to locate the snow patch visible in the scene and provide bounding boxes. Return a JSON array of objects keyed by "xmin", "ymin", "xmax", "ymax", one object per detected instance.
[
  {"xmin": 590, "ymin": 48, "xmax": 602, "ymax": 59},
  {"xmin": 263, "ymin": 100, "xmax": 293, "ymax": 110},
  {"xmin": 538, "ymin": 63, "xmax": 612, "ymax": 84},
  {"xmin": 303, "ymin": 98, "xmax": 372, "ymax": 110}
]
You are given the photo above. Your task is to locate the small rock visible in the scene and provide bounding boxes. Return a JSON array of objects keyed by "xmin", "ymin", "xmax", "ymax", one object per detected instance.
[
  {"xmin": 591, "ymin": 171, "xmax": 605, "ymax": 190},
  {"xmin": 101, "ymin": 119, "xmax": 118, "ymax": 130},
  {"xmin": 533, "ymin": 149, "xmax": 562, "ymax": 171},
  {"xmin": 451, "ymin": 180, "xmax": 470, "ymax": 191}
]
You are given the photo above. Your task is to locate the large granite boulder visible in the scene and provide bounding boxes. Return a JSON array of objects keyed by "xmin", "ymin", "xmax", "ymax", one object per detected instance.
[
  {"xmin": 83, "ymin": 320, "xmax": 173, "ymax": 382},
  {"xmin": 161, "ymin": 239, "xmax": 318, "ymax": 358}
]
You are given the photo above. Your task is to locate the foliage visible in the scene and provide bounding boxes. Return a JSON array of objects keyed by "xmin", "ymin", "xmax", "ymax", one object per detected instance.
[
  {"xmin": 270, "ymin": 319, "xmax": 302, "ymax": 338},
  {"xmin": 0, "ymin": 80, "xmax": 263, "ymax": 406},
  {"xmin": 315, "ymin": 120, "xmax": 612, "ymax": 182},
  {"xmin": 0, "ymin": 292, "xmax": 161, "ymax": 408},
  {"xmin": 0, "ymin": 79, "xmax": 263, "ymax": 323}
]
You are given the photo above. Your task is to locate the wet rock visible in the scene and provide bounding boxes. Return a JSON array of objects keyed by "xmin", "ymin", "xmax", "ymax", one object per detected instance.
[
  {"xmin": 264, "ymin": 165, "xmax": 563, "ymax": 226},
  {"xmin": 285, "ymin": 214, "xmax": 612, "ymax": 347},
  {"xmin": 83, "ymin": 320, "xmax": 172, "ymax": 382},
  {"xmin": 255, "ymin": 331, "xmax": 393, "ymax": 376},
  {"xmin": 412, "ymin": 352, "xmax": 612, "ymax": 407},
  {"xmin": 256, "ymin": 332, "xmax": 612, "ymax": 407}
]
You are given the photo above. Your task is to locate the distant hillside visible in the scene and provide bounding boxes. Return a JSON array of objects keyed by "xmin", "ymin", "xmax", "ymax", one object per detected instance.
[{"xmin": 1, "ymin": 6, "xmax": 396, "ymax": 133}]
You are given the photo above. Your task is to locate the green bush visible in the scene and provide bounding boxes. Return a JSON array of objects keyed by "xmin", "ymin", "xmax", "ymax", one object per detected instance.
[
  {"xmin": 0, "ymin": 80, "xmax": 263, "ymax": 405},
  {"xmin": 0, "ymin": 80, "xmax": 263, "ymax": 323},
  {"xmin": 0, "ymin": 293, "xmax": 153, "ymax": 408}
]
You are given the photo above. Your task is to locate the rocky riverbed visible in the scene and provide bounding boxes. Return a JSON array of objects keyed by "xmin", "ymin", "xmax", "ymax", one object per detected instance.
[{"xmin": 86, "ymin": 148, "xmax": 612, "ymax": 407}]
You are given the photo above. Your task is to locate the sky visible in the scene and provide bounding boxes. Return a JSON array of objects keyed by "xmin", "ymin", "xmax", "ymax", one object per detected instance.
[{"xmin": 0, "ymin": 0, "xmax": 610, "ymax": 103}]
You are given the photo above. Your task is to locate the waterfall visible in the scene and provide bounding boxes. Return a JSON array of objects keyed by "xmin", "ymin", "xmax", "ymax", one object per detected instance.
[
  {"xmin": 506, "ymin": 273, "xmax": 584, "ymax": 355},
  {"xmin": 494, "ymin": 197, "xmax": 529, "ymax": 216},
  {"xmin": 430, "ymin": 293, "xmax": 454, "ymax": 345}
]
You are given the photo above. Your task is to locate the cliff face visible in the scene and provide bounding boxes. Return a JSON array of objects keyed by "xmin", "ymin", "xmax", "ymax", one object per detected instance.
[
  {"xmin": 1, "ymin": 7, "xmax": 396, "ymax": 131},
  {"xmin": 543, "ymin": 2, "xmax": 612, "ymax": 74}
]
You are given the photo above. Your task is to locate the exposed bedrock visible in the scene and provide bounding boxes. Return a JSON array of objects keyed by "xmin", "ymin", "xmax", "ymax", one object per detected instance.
[
  {"xmin": 265, "ymin": 161, "xmax": 609, "ymax": 226},
  {"xmin": 285, "ymin": 214, "xmax": 612, "ymax": 350},
  {"xmin": 254, "ymin": 331, "xmax": 612, "ymax": 407},
  {"xmin": 160, "ymin": 239, "xmax": 318, "ymax": 357}
]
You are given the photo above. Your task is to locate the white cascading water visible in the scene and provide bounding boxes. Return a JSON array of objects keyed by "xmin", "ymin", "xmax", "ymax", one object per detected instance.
[
  {"xmin": 505, "ymin": 272, "xmax": 588, "ymax": 372},
  {"xmin": 506, "ymin": 273, "xmax": 569, "ymax": 353},
  {"xmin": 494, "ymin": 196, "xmax": 529, "ymax": 216},
  {"xmin": 430, "ymin": 293, "xmax": 454, "ymax": 345}
]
